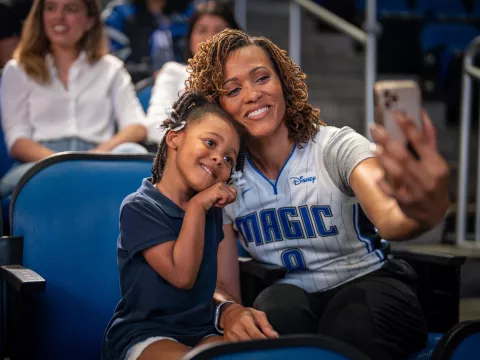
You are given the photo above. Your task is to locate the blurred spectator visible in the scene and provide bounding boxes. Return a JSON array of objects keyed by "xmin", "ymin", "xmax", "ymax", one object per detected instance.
[
  {"xmin": 145, "ymin": 0, "xmax": 240, "ymax": 144},
  {"xmin": 0, "ymin": 0, "xmax": 33, "ymax": 67},
  {"xmin": 102, "ymin": 0, "xmax": 193, "ymax": 83},
  {"xmin": 0, "ymin": 0, "xmax": 148, "ymax": 197}
]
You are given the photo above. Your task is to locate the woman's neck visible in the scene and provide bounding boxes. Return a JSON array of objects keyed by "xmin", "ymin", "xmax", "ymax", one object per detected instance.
[
  {"xmin": 155, "ymin": 163, "xmax": 194, "ymax": 210},
  {"xmin": 50, "ymin": 45, "xmax": 80, "ymax": 87},
  {"xmin": 246, "ymin": 124, "xmax": 295, "ymax": 180},
  {"xmin": 51, "ymin": 45, "xmax": 79, "ymax": 66}
]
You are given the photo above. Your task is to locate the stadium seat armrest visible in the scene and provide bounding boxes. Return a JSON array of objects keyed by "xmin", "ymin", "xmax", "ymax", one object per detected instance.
[
  {"xmin": 0, "ymin": 264, "xmax": 46, "ymax": 294},
  {"xmin": 391, "ymin": 249, "xmax": 466, "ymax": 267},
  {"xmin": 239, "ymin": 257, "xmax": 287, "ymax": 283}
]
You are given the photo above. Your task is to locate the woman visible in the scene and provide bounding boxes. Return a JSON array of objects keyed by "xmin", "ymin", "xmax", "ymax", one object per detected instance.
[
  {"xmin": 186, "ymin": 29, "xmax": 450, "ymax": 360},
  {"xmin": 0, "ymin": 0, "xmax": 148, "ymax": 197},
  {"xmin": 102, "ymin": 0, "xmax": 193, "ymax": 83},
  {"xmin": 145, "ymin": 0, "xmax": 240, "ymax": 145}
]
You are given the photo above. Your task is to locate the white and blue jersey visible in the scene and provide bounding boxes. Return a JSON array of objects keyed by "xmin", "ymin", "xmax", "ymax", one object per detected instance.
[{"xmin": 224, "ymin": 126, "xmax": 386, "ymax": 293}]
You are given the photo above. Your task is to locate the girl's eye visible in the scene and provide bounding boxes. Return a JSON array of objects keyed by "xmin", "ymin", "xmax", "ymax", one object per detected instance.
[
  {"xmin": 226, "ymin": 88, "xmax": 240, "ymax": 97},
  {"xmin": 224, "ymin": 156, "xmax": 234, "ymax": 167},
  {"xmin": 205, "ymin": 139, "xmax": 215, "ymax": 148}
]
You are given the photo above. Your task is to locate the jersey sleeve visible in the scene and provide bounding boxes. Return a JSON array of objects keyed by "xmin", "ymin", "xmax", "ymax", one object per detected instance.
[
  {"xmin": 119, "ymin": 198, "xmax": 177, "ymax": 258},
  {"xmin": 323, "ymin": 126, "xmax": 375, "ymax": 196}
]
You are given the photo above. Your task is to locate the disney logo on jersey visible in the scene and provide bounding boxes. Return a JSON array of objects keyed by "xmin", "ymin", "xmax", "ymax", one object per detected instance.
[{"xmin": 291, "ymin": 175, "xmax": 316, "ymax": 186}]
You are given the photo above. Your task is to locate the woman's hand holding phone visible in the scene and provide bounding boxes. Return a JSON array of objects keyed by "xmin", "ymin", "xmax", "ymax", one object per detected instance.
[{"xmin": 370, "ymin": 111, "xmax": 450, "ymax": 229}]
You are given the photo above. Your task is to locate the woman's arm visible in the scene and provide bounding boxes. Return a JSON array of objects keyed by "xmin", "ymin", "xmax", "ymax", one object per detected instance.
[
  {"xmin": 10, "ymin": 139, "xmax": 55, "ymax": 162},
  {"xmin": 215, "ymin": 224, "xmax": 242, "ymax": 304},
  {"xmin": 90, "ymin": 124, "xmax": 147, "ymax": 153},
  {"xmin": 214, "ymin": 224, "xmax": 278, "ymax": 341},
  {"xmin": 351, "ymin": 112, "xmax": 449, "ymax": 241},
  {"xmin": 1, "ymin": 61, "xmax": 55, "ymax": 162}
]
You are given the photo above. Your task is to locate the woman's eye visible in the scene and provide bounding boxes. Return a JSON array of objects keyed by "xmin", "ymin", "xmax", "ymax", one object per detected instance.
[
  {"xmin": 66, "ymin": 4, "xmax": 80, "ymax": 12},
  {"xmin": 256, "ymin": 75, "xmax": 269, "ymax": 83},
  {"xmin": 226, "ymin": 88, "xmax": 240, "ymax": 97},
  {"xmin": 205, "ymin": 139, "xmax": 215, "ymax": 148}
]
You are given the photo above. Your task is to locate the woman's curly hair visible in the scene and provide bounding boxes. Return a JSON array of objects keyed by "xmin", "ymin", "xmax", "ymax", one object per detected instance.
[{"xmin": 185, "ymin": 29, "xmax": 326, "ymax": 145}]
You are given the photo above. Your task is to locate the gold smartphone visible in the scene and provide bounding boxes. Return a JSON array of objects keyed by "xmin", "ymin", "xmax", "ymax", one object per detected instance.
[{"xmin": 374, "ymin": 80, "xmax": 423, "ymax": 145}]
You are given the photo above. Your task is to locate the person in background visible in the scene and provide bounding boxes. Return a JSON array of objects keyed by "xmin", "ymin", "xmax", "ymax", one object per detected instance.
[
  {"xmin": 102, "ymin": 0, "xmax": 193, "ymax": 84},
  {"xmin": 0, "ymin": 0, "xmax": 148, "ymax": 197},
  {"xmin": 145, "ymin": 0, "xmax": 240, "ymax": 146},
  {"xmin": 0, "ymin": 0, "xmax": 34, "ymax": 67}
]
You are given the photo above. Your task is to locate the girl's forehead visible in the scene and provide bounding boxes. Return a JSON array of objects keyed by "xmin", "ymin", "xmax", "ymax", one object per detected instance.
[{"xmin": 191, "ymin": 113, "xmax": 235, "ymax": 131}]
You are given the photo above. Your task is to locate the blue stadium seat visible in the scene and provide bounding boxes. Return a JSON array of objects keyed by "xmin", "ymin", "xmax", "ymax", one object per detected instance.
[
  {"xmin": 432, "ymin": 321, "xmax": 480, "ymax": 360},
  {"xmin": 409, "ymin": 333, "xmax": 443, "ymax": 360},
  {"xmin": 415, "ymin": 0, "xmax": 468, "ymax": 19},
  {"xmin": 420, "ymin": 23, "xmax": 479, "ymax": 97},
  {"xmin": 0, "ymin": 116, "xmax": 13, "ymax": 180},
  {"xmin": 0, "ymin": 80, "xmax": 14, "ymax": 180},
  {"xmin": 1, "ymin": 152, "xmax": 153, "ymax": 359},
  {"xmin": 184, "ymin": 335, "xmax": 371, "ymax": 360},
  {"xmin": 0, "ymin": 73, "xmax": 14, "ymax": 236},
  {"xmin": 356, "ymin": 0, "xmax": 411, "ymax": 15},
  {"xmin": 135, "ymin": 77, "xmax": 154, "ymax": 112}
]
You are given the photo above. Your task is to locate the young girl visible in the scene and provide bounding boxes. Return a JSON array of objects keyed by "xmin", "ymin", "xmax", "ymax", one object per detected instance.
[{"xmin": 102, "ymin": 90, "xmax": 242, "ymax": 360}]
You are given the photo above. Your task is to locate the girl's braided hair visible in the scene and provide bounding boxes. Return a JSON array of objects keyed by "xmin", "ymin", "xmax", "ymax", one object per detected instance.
[
  {"xmin": 151, "ymin": 90, "xmax": 242, "ymax": 184},
  {"xmin": 185, "ymin": 29, "xmax": 326, "ymax": 148}
]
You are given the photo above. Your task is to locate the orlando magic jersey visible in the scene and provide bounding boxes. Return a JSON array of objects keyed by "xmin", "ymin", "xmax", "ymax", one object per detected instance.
[{"xmin": 224, "ymin": 126, "xmax": 385, "ymax": 293}]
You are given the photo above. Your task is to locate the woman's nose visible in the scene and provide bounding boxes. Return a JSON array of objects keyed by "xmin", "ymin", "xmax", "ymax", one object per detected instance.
[{"xmin": 246, "ymin": 88, "xmax": 260, "ymax": 103}]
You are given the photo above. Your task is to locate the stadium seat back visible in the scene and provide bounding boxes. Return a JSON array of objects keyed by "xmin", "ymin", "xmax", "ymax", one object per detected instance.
[
  {"xmin": 184, "ymin": 336, "xmax": 371, "ymax": 360},
  {"xmin": 9, "ymin": 153, "xmax": 153, "ymax": 360}
]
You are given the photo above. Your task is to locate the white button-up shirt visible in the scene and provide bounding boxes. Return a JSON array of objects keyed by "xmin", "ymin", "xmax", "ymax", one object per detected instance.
[
  {"xmin": 146, "ymin": 61, "xmax": 188, "ymax": 144},
  {"xmin": 0, "ymin": 52, "xmax": 146, "ymax": 151}
]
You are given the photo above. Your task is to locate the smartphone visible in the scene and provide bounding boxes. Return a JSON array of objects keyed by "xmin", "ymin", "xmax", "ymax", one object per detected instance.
[{"xmin": 374, "ymin": 80, "xmax": 423, "ymax": 145}]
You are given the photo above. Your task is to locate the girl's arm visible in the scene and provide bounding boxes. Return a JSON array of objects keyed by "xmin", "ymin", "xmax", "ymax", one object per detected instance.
[
  {"xmin": 143, "ymin": 198, "xmax": 207, "ymax": 289},
  {"xmin": 143, "ymin": 183, "xmax": 237, "ymax": 290}
]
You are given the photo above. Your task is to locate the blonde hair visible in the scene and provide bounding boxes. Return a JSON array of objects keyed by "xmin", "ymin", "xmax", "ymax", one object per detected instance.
[{"xmin": 13, "ymin": 0, "xmax": 107, "ymax": 84}]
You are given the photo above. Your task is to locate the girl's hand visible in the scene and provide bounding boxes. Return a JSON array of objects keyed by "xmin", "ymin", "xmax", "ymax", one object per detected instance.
[
  {"xmin": 370, "ymin": 111, "xmax": 450, "ymax": 229},
  {"xmin": 192, "ymin": 183, "xmax": 237, "ymax": 211}
]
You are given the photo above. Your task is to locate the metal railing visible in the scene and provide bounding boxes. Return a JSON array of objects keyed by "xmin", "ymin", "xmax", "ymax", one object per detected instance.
[
  {"xmin": 234, "ymin": 0, "xmax": 247, "ymax": 31},
  {"xmin": 456, "ymin": 35, "xmax": 480, "ymax": 247},
  {"xmin": 290, "ymin": 0, "xmax": 377, "ymax": 137}
]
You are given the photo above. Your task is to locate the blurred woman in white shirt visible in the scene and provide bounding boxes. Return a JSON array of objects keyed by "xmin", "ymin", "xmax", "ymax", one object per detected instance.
[
  {"xmin": 0, "ymin": 0, "xmax": 148, "ymax": 197},
  {"xmin": 145, "ymin": 0, "xmax": 240, "ymax": 146}
]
